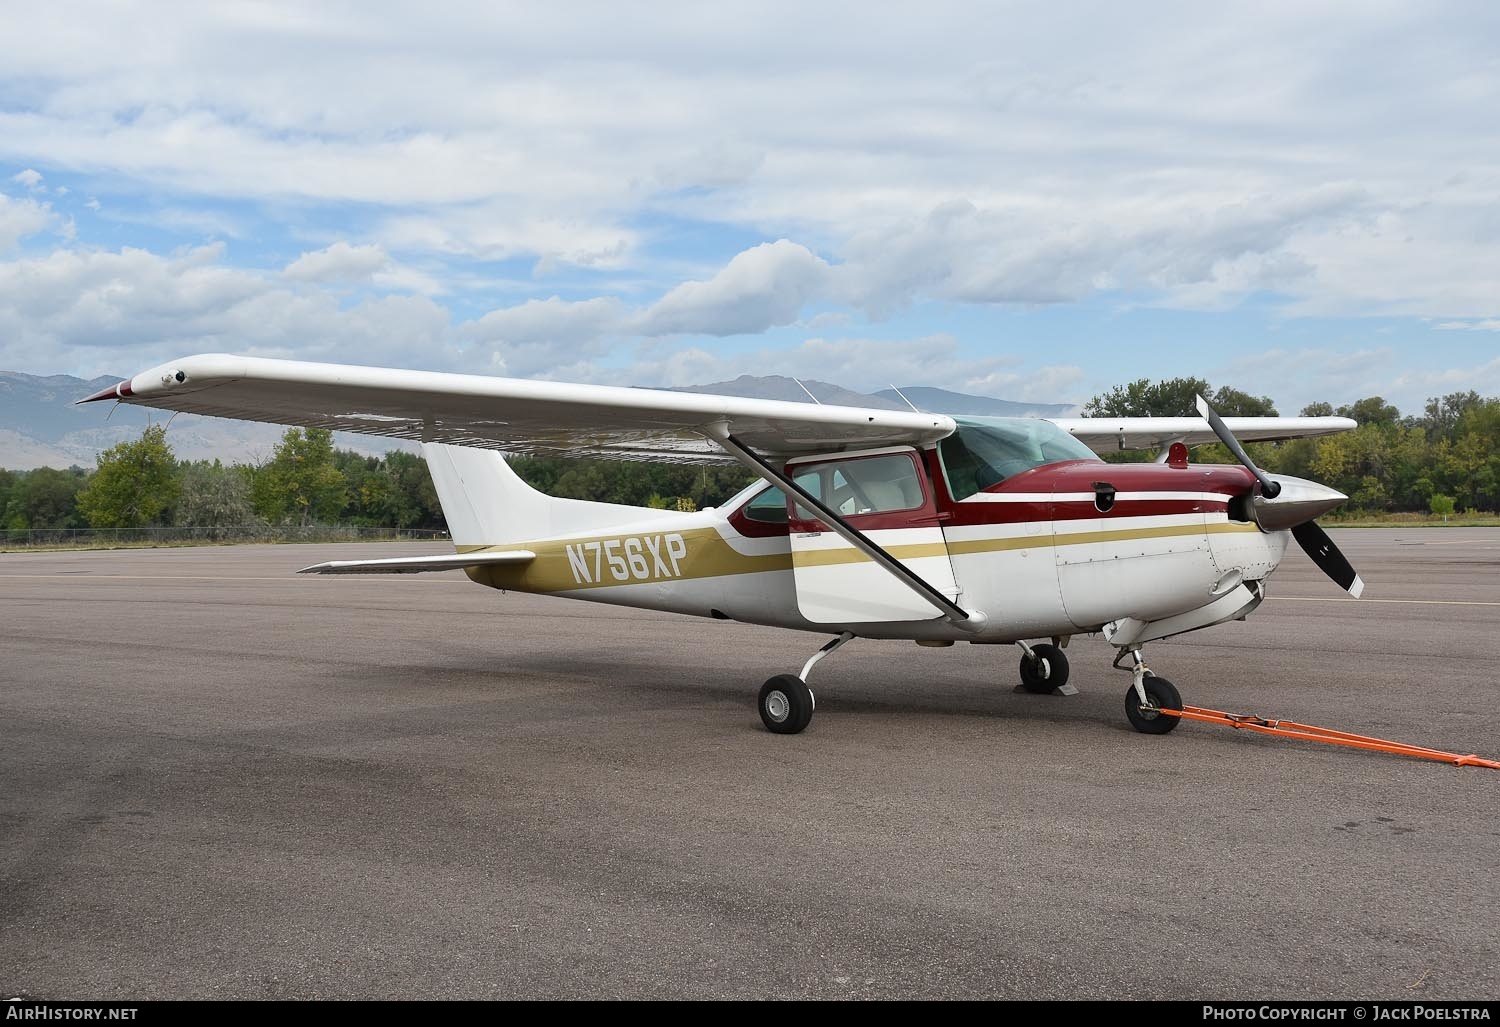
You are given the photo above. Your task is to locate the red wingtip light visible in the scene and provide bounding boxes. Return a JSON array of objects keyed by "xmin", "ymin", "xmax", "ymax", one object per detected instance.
[{"xmin": 78, "ymin": 381, "xmax": 133, "ymax": 404}]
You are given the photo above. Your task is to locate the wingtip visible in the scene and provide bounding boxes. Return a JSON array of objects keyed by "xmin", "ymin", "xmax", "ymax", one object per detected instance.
[{"xmin": 77, "ymin": 381, "xmax": 133, "ymax": 404}]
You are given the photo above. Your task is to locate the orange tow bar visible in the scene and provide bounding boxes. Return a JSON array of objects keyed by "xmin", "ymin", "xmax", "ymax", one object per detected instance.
[{"xmin": 1161, "ymin": 705, "xmax": 1500, "ymax": 769}]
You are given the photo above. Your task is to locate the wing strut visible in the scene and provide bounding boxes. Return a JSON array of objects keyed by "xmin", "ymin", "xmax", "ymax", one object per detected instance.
[{"xmin": 701, "ymin": 423, "xmax": 984, "ymax": 631}]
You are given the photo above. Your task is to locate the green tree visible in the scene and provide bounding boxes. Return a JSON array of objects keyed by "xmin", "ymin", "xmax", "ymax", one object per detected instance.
[
  {"xmin": 1453, "ymin": 399, "xmax": 1500, "ymax": 512},
  {"xmin": 1429, "ymin": 494, "xmax": 1455, "ymax": 523},
  {"xmin": 333, "ymin": 450, "xmax": 383, "ymax": 526},
  {"xmin": 1337, "ymin": 396, "xmax": 1400, "ymax": 426},
  {"xmin": 0, "ymin": 469, "xmax": 14, "ymax": 525},
  {"xmin": 381, "ymin": 450, "xmax": 442, "ymax": 528},
  {"xmin": 1384, "ymin": 424, "xmax": 1436, "ymax": 510},
  {"xmin": 1083, "ymin": 377, "xmax": 1278, "ymax": 464},
  {"xmin": 174, "ymin": 460, "xmax": 259, "ymax": 526},
  {"xmin": 506, "ymin": 455, "xmax": 753, "ymax": 508},
  {"xmin": 1208, "ymin": 386, "xmax": 1278, "ymax": 417},
  {"xmin": 5, "ymin": 467, "xmax": 89, "ymax": 529},
  {"xmin": 76, "ymin": 425, "xmax": 180, "ymax": 529},
  {"xmin": 250, "ymin": 428, "xmax": 348, "ymax": 526},
  {"xmin": 1084, "ymin": 377, "xmax": 1276, "ymax": 418},
  {"xmin": 1421, "ymin": 391, "xmax": 1482, "ymax": 443},
  {"xmin": 1083, "ymin": 376, "xmax": 1213, "ymax": 418}
]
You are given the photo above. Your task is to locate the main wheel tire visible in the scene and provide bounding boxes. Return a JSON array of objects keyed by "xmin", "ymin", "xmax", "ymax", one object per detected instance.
[
  {"xmin": 1125, "ymin": 675, "xmax": 1182, "ymax": 735},
  {"xmin": 759, "ymin": 674, "xmax": 814, "ymax": 734},
  {"xmin": 1019, "ymin": 643, "xmax": 1070, "ymax": 693}
]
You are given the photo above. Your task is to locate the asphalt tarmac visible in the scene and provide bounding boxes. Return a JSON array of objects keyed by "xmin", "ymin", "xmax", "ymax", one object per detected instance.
[{"xmin": 2, "ymin": 528, "xmax": 1498, "ymax": 1001}]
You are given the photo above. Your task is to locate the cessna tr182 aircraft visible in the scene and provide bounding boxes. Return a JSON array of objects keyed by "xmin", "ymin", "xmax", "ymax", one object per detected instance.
[{"xmin": 83, "ymin": 354, "xmax": 1365, "ymax": 737}]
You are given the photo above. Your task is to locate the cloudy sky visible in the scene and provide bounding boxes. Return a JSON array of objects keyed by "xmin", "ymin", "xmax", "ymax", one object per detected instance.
[{"xmin": 2, "ymin": 1, "xmax": 1497, "ymax": 415}]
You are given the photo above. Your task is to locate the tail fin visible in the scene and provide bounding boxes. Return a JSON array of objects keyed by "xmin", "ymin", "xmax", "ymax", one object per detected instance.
[{"xmin": 422, "ymin": 443, "xmax": 666, "ymax": 547}]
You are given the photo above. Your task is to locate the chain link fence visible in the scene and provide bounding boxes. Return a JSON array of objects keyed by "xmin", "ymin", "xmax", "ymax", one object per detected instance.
[{"xmin": 1, "ymin": 525, "xmax": 450, "ymax": 549}]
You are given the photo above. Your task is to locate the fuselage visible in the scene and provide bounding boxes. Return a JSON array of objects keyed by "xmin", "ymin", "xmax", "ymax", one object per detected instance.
[{"xmin": 462, "ymin": 425, "xmax": 1288, "ymax": 646}]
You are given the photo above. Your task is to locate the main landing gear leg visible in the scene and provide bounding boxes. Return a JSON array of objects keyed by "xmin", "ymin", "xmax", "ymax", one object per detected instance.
[
  {"xmin": 1117, "ymin": 646, "xmax": 1183, "ymax": 735},
  {"xmin": 758, "ymin": 632, "xmax": 854, "ymax": 735},
  {"xmin": 1016, "ymin": 637, "xmax": 1076, "ymax": 695}
]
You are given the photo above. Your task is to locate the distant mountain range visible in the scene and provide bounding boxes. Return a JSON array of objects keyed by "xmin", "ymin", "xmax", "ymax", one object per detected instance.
[{"xmin": 0, "ymin": 369, "xmax": 1074, "ymax": 471}]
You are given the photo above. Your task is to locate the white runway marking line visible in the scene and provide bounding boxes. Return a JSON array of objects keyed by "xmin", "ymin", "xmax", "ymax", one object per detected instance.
[
  {"xmin": 1273, "ymin": 596, "xmax": 1500, "ymax": 607},
  {"xmin": 1394, "ymin": 538, "xmax": 1500, "ymax": 545}
]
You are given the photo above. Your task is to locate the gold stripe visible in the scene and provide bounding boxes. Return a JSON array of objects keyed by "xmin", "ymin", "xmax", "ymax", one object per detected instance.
[
  {"xmin": 461, "ymin": 520, "xmax": 1261, "ymax": 594},
  {"xmin": 948, "ymin": 520, "xmax": 1256, "ymax": 556},
  {"xmin": 467, "ymin": 528, "xmax": 792, "ymax": 593},
  {"xmin": 791, "ymin": 541, "xmax": 951, "ymax": 569}
]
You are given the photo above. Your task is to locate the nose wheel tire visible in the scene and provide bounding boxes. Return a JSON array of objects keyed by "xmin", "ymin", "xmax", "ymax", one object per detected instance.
[
  {"xmin": 1019, "ymin": 643, "xmax": 1070, "ymax": 694},
  {"xmin": 1125, "ymin": 675, "xmax": 1182, "ymax": 734},
  {"xmin": 759, "ymin": 674, "xmax": 815, "ymax": 734}
]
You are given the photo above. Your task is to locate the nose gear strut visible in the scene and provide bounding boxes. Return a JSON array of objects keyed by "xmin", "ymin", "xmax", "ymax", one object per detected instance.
[{"xmin": 1114, "ymin": 645, "xmax": 1184, "ymax": 735}]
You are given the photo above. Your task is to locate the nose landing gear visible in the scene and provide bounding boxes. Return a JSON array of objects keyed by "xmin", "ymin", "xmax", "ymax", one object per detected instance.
[{"xmin": 1118, "ymin": 646, "xmax": 1183, "ymax": 734}]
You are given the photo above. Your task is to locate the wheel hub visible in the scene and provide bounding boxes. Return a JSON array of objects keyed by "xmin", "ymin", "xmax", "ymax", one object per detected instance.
[{"xmin": 765, "ymin": 690, "xmax": 789, "ymax": 723}]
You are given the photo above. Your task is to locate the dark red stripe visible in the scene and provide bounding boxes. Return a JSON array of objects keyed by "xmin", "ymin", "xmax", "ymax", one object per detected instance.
[{"xmin": 723, "ymin": 454, "xmax": 1257, "ymax": 538}]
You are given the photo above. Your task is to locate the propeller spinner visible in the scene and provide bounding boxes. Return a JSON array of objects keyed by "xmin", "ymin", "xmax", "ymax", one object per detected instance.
[{"xmin": 1195, "ymin": 395, "xmax": 1365, "ymax": 598}]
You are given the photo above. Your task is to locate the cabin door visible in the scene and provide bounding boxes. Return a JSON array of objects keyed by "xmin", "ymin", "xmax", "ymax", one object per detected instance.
[{"xmin": 784, "ymin": 447, "xmax": 960, "ymax": 623}]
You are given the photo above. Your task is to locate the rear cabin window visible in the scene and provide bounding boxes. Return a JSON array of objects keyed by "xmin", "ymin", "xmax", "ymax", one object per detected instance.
[
  {"xmin": 744, "ymin": 485, "xmax": 789, "ymax": 523},
  {"xmin": 938, "ymin": 419, "xmax": 1100, "ymax": 500}
]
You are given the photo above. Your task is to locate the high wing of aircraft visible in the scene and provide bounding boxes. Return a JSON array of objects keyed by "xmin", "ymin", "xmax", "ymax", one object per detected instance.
[{"xmin": 82, "ymin": 353, "xmax": 1362, "ymax": 736}]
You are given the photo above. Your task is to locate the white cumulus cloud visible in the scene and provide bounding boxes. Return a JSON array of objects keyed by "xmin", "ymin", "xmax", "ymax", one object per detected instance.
[
  {"xmin": 1435, "ymin": 319, "xmax": 1500, "ymax": 332},
  {"xmin": 0, "ymin": 193, "xmax": 59, "ymax": 252},
  {"xmin": 283, "ymin": 241, "xmax": 392, "ymax": 283},
  {"xmin": 0, "ymin": 243, "xmax": 455, "ymax": 375},
  {"xmin": 637, "ymin": 240, "xmax": 833, "ymax": 337}
]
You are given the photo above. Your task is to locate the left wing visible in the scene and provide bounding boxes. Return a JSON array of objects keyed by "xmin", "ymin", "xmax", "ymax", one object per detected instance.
[
  {"xmin": 80, "ymin": 353, "xmax": 955, "ymax": 463},
  {"xmin": 1047, "ymin": 415, "xmax": 1357, "ymax": 454}
]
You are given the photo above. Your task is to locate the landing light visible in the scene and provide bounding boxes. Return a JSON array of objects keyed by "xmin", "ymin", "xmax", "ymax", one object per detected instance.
[{"xmin": 1209, "ymin": 569, "xmax": 1243, "ymax": 597}]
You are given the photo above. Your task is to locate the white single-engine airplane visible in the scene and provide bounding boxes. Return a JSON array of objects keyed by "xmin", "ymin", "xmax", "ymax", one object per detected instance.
[{"xmin": 83, "ymin": 354, "xmax": 1364, "ymax": 736}]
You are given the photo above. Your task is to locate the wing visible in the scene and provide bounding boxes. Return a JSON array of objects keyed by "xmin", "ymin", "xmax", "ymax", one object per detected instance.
[
  {"xmin": 80, "ymin": 353, "xmax": 955, "ymax": 463},
  {"xmin": 1046, "ymin": 415, "xmax": 1358, "ymax": 454}
]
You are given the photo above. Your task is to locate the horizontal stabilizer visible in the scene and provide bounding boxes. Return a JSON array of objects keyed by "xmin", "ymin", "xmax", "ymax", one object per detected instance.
[{"xmin": 298, "ymin": 550, "xmax": 535, "ymax": 575}]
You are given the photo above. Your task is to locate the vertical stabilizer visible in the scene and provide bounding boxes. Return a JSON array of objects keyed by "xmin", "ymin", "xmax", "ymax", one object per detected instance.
[{"xmin": 421, "ymin": 444, "xmax": 668, "ymax": 547}]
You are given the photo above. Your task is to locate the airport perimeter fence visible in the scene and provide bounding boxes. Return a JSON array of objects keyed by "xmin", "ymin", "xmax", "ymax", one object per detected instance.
[{"xmin": 1, "ymin": 525, "xmax": 450, "ymax": 550}]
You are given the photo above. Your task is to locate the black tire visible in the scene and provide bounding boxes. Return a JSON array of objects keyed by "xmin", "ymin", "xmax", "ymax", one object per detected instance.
[
  {"xmin": 759, "ymin": 674, "xmax": 814, "ymax": 734},
  {"xmin": 1019, "ymin": 643, "xmax": 1070, "ymax": 693},
  {"xmin": 1125, "ymin": 675, "xmax": 1182, "ymax": 735}
]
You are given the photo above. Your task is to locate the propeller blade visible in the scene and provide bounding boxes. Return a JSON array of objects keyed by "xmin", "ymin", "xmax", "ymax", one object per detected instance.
[
  {"xmin": 1193, "ymin": 396, "xmax": 1362, "ymax": 597},
  {"xmin": 1195, "ymin": 395, "xmax": 1281, "ymax": 499},
  {"xmin": 1291, "ymin": 520, "xmax": 1365, "ymax": 598}
]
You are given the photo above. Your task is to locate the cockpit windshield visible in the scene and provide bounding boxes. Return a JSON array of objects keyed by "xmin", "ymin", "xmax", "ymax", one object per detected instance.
[{"xmin": 938, "ymin": 417, "xmax": 1100, "ymax": 500}]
